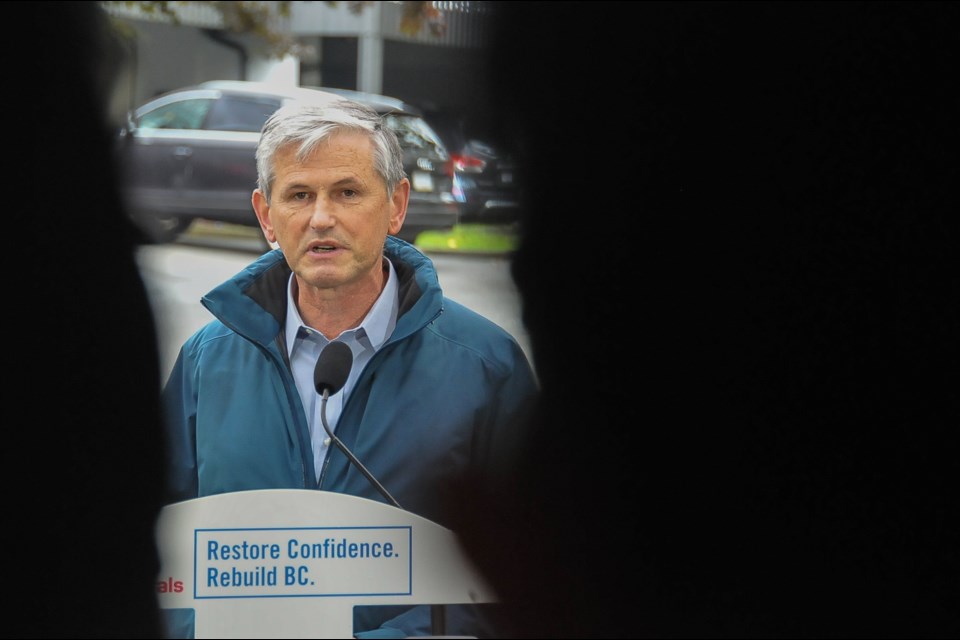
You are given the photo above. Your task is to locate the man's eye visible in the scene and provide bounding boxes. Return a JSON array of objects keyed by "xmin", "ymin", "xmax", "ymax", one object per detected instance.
[
  {"xmin": 293, "ymin": 192, "xmax": 310, "ymax": 200},
  {"xmin": 342, "ymin": 189, "xmax": 358, "ymax": 198}
]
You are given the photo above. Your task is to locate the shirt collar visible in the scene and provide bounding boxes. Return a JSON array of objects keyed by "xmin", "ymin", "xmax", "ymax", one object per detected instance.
[{"xmin": 285, "ymin": 257, "xmax": 399, "ymax": 358}]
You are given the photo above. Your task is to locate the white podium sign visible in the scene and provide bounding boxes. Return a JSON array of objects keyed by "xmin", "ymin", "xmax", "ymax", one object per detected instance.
[{"xmin": 155, "ymin": 489, "xmax": 497, "ymax": 638}]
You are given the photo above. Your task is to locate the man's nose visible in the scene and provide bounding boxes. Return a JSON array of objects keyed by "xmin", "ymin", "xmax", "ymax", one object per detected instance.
[{"xmin": 309, "ymin": 198, "xmax": 336, "ymax": 229}]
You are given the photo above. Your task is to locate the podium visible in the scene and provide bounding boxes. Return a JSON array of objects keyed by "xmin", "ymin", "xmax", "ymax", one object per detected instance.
[{"xmin": 155, "ymin": 489, "xmax": 497, "ymax": 638}]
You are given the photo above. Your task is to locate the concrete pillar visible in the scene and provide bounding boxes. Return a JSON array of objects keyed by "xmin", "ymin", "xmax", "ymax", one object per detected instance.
[{"xmin": 357, "ymin": 2, "xmax": 384, "ymax": 94}]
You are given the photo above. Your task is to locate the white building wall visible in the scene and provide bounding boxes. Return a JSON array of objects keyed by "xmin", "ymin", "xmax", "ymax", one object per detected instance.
[
  {"xmin": 247, "ymin": 55, "xmax": 300, "ymax": 89},
  {"xmin": 288, "ymin": 1, "xmax": 369, "ymax": 35}
]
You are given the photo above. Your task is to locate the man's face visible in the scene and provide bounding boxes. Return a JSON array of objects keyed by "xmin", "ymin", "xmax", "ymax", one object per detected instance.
[{"xmin": 253, "ymin": 131, "xmax": 409, "ymax": 294}]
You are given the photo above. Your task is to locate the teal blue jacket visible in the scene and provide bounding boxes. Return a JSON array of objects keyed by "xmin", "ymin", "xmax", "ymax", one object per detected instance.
[{"xmin": 161, "ymin": 236, "xmax": 538, "ymax": 637}]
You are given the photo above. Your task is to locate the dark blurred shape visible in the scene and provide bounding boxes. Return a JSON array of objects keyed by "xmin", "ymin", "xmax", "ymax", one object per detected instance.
[
  {"xmin": 9, "ymin": 2, "xmax": 166, "ymax": 637},
  {"xmin": 450, "ymin": 1, "xmax": 960, "ymax": 638}
]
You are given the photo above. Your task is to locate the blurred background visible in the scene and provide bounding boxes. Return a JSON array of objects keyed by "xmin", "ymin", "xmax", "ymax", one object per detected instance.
[{"xmin": 102, "ymin": 1, "xmax": 521, "ymax": 252}]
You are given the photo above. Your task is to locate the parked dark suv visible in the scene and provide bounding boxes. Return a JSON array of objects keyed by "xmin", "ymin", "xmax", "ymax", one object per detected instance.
[
  {"xmin": 426, "ymin": 117, "xmax": 522, "ymax": 225},
  {"xmin": 116, "ymin": 81, "xmax": 460, "ymax": 245}
]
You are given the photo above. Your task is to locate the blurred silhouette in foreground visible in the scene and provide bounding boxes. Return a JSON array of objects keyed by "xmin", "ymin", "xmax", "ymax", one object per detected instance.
[
  {"xmin": 7, "ymin": 3, "xmax": 166, "ymax": 637},
  {"xmin": 449, "ymin": 2, "xmax": 960, "ymax": 637}
]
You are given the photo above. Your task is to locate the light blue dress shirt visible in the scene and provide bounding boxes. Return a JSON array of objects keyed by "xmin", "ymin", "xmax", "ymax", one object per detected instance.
[{"xmin": 285, "ymin": 258, "xmax": 400, "ymax": 483}]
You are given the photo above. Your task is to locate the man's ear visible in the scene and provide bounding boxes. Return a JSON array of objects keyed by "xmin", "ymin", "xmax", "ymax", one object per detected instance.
[
  {"xmin": 252, "ymin": 189, "xmax": 276, "ymax": 244},
  {"xmin": 388, "ymin": 178, "xmax": 410, "ymax": 236}
]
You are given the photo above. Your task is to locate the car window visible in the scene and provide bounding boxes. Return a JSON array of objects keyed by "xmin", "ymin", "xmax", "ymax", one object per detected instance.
[
  {"xmin": 137, "ymin": 99, "xmax": 212, "ymax": 130},
  {"xmin": 383, "ymin": 114, "xmax": 448, "ymax": 157},
  {"xmin": 204, "ymin": 96, "xmax": 281, "ymax": 133}
]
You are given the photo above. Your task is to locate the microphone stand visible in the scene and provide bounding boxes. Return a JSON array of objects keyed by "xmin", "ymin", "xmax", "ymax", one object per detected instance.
[{"xmin": 320, "ymin": 390, "xmax": 402, "ymax": 509}]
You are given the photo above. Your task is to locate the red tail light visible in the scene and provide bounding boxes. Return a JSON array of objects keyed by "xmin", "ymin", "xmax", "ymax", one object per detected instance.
[{"xmin": 450, "ymin": 153, "xmax": 487, "ymax": 174}]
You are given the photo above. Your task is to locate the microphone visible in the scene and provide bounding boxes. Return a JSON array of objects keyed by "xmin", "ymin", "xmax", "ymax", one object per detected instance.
[
  {"xmin": 313, "ymin": 341, "xmax": 402, "ymax": 509},
  {"xmin": 313, "ymin": 339, "xmax": 353, "ymax": 396}
]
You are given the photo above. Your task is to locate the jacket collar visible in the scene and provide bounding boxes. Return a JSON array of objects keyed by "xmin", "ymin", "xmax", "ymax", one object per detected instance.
[{"xmin": 200, "ymin": 236, "xmax": 443, "ymax": 349}]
